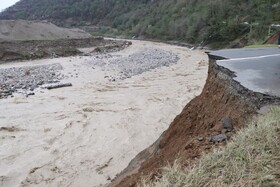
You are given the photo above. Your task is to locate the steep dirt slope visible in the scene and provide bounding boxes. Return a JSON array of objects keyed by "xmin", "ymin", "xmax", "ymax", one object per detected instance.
[{"xmin": 110, "ymin": 54, "xmax": 280, "ymax": 187}]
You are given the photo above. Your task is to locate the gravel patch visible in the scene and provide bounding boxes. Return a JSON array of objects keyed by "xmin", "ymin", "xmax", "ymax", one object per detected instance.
[
  {"xmin": 0, "ymin": 63, "xmax": 63, "ymax": 98},
  {"xmin": 90, "ymin": 48, "xmax": 179, "ymax": 80},
  {"xmin": 0, "ymin": 48, "xmax": 179, "ymax": 99}
]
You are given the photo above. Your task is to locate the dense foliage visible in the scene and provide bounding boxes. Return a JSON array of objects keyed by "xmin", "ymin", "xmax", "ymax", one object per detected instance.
[{"xmin": 1, "ymin": 0, "xmax": 279, "ymax": 47}]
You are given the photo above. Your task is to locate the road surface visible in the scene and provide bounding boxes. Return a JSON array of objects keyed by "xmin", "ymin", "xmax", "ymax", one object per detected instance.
[{"xmin": 210, "ymin": 48, "xmax": 280, "ymax": 97}]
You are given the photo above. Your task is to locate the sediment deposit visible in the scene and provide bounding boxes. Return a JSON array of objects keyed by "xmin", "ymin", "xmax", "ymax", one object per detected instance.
[
  {"xmin": 0, "ymin": 20, "xmax": 91, "ymax": 41},
  {"xmin": 0, "ymin": 40, "xmax": 208, "ymax": 187}
]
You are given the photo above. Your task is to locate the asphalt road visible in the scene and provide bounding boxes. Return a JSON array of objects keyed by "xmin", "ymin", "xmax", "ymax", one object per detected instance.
[{"xmin": 210, "ymin": 48, "xmax": 280, "ymax": 97}]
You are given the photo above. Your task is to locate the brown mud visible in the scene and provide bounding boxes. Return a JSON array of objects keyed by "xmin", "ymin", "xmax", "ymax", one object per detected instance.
[{"xmin": 110, "ymin": 54, "xmax": 280, "ymax": 187}]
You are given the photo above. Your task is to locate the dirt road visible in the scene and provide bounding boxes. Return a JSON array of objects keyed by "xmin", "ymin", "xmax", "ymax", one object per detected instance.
[{"xmin": 0, "ymin": 40, "xmax": 208, "ymax": 187}]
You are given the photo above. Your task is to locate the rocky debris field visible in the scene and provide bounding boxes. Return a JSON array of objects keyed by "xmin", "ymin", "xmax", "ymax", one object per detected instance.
[
  {"xmin": 0, "ymin": 47, "xmax": 178, "ymax": 100},
  {"xmin": 0, "ymin": 64, "xmax": 64, "ymax": 99},
  {"xmin": 90, "ymin": 48, "xmax": 179, "ymax": 81}
]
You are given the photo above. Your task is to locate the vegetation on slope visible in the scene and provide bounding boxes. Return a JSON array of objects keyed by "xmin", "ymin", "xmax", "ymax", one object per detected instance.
[
  {"xmin": 1, "ymin": 0, "xmax": 279, "ymax": 47},
  {"xmin": 142, "ymin": 107, "xmax": 280, "ymax": 187}
]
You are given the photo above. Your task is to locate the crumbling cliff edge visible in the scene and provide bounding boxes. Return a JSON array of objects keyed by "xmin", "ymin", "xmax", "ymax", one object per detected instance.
[{"xmin": 109, "ymin": 49, "xmax": 280, "ymax": 187}]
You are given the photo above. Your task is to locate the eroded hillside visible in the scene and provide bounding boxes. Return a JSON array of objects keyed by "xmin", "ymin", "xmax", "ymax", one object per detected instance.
[{"xmin": 110, "ymin": 48, "xmax": 280, "ymax": 186}]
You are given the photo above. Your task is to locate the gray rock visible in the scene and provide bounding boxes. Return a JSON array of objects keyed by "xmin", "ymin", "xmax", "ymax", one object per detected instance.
[
  {"xmin": 221, "ymin": 117, "xmax": 233, "ymax": 131},
  {"xmin": 89, "ymin": 48, "xmax": 179, "ymax": 81},
  {"xmin": 0, "ymin": 63, "xmax": 63, "ymax": 99},
  {"xmin": 209, "ymin": 134, "xmax": 227, "ymax": 142},
  {"xmin": 26, "ymin": 92, "xmax": 35, "ymax": 97}
]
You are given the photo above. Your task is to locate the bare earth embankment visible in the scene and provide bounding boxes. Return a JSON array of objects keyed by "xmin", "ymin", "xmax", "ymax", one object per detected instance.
[
  {"xmin": 110, "ymin": 48, "xmax": 280, "ymax": 187},
  {"xmin": 0, "ymin": 20, "xmax": 91, "ymax": 41},
  {"xmin": 0, "ymin": 40, "xmax": 208, "ymax": 187},
  {"xmin": 0, "ymin": 20, "xmax": 130, "ymax": 63}
]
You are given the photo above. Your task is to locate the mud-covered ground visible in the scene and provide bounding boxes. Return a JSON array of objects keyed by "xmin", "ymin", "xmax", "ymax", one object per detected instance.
[
  {"xmin": 0, "ymin": 40, "xmax": 208, "ymax": 187},
  {"xmin": 0, "ymin": 37, "xmax": 131, "ymax": 62}
]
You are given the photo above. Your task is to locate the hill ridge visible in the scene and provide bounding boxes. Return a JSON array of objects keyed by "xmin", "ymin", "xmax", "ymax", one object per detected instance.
[{"xmin": 1, "ymin": 0, "xmax": 279, "ymax": 48}]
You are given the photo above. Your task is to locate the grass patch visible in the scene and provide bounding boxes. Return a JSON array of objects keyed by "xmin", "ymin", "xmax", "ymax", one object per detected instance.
[
  {"xmin": 244, "ymin": 44, "xmax": 278, "ymax": 48},
  {"xmin": 142, "ymin": 107, "xmax": 280, "ymax": 187}
]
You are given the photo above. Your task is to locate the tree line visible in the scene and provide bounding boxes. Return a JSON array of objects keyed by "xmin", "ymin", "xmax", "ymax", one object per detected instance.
[{"xmin": 1, "ymin": 0, "xmax": 279, "ymax": 47}]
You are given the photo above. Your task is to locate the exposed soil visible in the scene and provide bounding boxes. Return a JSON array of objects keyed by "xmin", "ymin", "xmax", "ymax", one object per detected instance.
[
  {"xmin": 0, "ymin": 37, "xmax": 131, "ymax": 63},
  {"xmin": 264, "ymin": 31, "xmax": 280, "ymax": 44},
  {"xmin": 110, "ymin": 55, "xmax": 279, "ymax": 186},
  {"xmin": 0, "ymin": 20, "xmax": 131, "ymax": 63},
  {"xmin": 0, "ymin": 20, "xmax": 91, "ymax": 41}
]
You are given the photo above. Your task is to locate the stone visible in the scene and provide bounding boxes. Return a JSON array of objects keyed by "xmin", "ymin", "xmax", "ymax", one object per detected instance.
[
  {"xmin": 26, "ymin": 92, "xmax": 35, "ymax": 97},
  {"xmin": 221, "ymin": 117, "xmax": 233, "ymax": 131},
  {"xmin": 0, "ymin": 63, "xmax": 63, "ymax": 99},
  {"xmin": 209, "ymin": 134, "xmax": 227, "ymax": 142}
]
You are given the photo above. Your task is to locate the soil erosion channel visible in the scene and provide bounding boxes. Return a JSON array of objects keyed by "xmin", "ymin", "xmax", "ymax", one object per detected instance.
[{"xmin": 0, "ymin": 40, "xmax": 208, "ymax": 187}]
